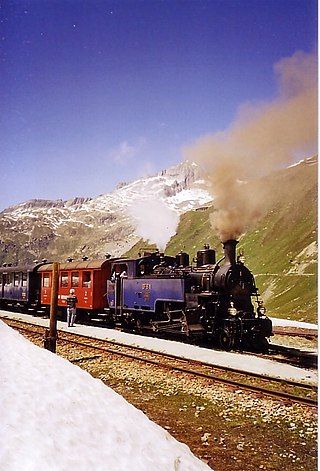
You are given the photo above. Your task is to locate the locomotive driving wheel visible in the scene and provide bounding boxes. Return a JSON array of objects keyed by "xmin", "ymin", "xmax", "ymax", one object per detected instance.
[{"xmin": 218, "ymin": 328, "xmax": 235, "ymax": 350}]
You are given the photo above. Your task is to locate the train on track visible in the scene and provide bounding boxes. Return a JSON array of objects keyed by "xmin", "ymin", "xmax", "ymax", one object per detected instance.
[{"xmin": 0, "ymin": 239, "xmax": 272, "ymax": 351}]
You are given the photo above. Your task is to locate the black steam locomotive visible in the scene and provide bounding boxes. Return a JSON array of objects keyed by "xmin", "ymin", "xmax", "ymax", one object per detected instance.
[{"xmin": 106, "ymin": 239, "xmax": 272, "ymax": 350}]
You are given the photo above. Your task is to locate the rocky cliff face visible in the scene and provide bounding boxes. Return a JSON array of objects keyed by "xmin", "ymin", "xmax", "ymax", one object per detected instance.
[{"xmin": 0, "ymin": 161, "xmax": 212, "ymax": 264}]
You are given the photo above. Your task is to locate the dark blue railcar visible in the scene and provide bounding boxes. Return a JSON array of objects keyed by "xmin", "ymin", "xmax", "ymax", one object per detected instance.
[
  {"xmin": 0, "ymin": 263, "xmax": 43, "ymax": 308},
  {"xmin": 108, "ymin": 275, "xmax": 185, "ymax": 311}
]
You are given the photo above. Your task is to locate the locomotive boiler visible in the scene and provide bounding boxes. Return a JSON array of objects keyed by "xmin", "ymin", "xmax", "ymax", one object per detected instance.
[{"xmin": 106, "ymin": 239, "xmax": 272, "ymax": 351}]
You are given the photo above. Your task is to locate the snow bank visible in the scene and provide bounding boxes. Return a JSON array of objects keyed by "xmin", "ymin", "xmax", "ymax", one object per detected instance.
[{"xmin": 0, "ymin": 321, "xmax": 211, "ymax": 471}]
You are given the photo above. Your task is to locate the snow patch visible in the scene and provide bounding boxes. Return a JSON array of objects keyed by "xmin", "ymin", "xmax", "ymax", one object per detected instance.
[{"xmin": 0, "ymin": 320, "xmax": 212, "ymax": 471}]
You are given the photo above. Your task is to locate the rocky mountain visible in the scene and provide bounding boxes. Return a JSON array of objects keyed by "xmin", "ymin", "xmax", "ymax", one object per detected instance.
[{"xmin": 0, "ymin": 161, "xmax": 212, "ymax": 264}]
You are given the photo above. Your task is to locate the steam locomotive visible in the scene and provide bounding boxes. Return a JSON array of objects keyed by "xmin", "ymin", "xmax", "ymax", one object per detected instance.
[
  {"xmin": 0, "ymin": 239, "xmax": 272, "ymax": 351},
  {"xmin": 106, "ymin": 239, "xmax": 272, "ymax": 350}
]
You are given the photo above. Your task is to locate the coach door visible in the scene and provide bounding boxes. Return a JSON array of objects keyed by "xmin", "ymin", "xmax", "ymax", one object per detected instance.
[
  {"xmin": 3, "ymin": 272, "xmax": 12, "ymax": 299},
  {"xmin": 0, "ymin": 273, "xmax": 3, "ymax": 299}
]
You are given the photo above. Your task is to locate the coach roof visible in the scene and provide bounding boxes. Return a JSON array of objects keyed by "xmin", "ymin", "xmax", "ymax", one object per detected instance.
[
  {"xmin": 0, "ymin": 262, "xmax": 46, "ymax": 273},
  {"xmin": 37, "ymin": 259, "xmax": 114, "ymax": 271}
]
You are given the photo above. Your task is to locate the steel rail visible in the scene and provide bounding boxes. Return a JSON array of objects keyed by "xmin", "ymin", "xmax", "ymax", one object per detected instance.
[
  {"xmin": 58, "ymin": 336, "xmax": 318, "ymax": 407},
  {"xmin": 1, "ymin": 312, "xmax": 317, "ymax": 369},
  {"xmin": 4, "ymin": 317, "xmax": 317, "ymax": 407},
  {"xmin": 66, "ymin": 330, "xmax": 317, "ymax": 390}
]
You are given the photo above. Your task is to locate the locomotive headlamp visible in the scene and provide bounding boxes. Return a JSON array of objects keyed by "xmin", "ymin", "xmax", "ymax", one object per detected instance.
[
  {"xmin": 257, "ymin": 301, "xmax": 266, "ymax": 316},
  {"xmin": 228, "ymin": 302, "xmax": 237, "ymax": 316}
]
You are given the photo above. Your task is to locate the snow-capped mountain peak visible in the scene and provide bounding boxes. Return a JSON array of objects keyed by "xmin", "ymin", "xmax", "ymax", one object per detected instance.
[{"xmin": 0, "ymin": 161, "xmax": 213, "ymax": 263}]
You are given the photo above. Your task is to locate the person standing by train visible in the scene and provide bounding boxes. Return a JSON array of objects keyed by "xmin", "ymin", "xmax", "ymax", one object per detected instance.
[{"xmin": 67, "ymin": 288, "xmax": 78, "ymax": 327}]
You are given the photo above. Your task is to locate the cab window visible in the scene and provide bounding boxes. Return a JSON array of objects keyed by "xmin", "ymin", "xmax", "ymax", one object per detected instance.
[{"xmin": 111, "ymin": 264, "xmax": 128, "ymax": 280}]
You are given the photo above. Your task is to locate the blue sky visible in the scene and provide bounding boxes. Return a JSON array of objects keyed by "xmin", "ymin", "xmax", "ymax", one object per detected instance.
[{"xmin": 0, "ymin": 0, "xmax": 317, "ymax": 210}]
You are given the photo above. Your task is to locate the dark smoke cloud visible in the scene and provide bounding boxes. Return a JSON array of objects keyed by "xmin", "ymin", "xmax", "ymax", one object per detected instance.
[{"xmin": 183, "ymin": 50, "xmax": 317, "ymax": 241}]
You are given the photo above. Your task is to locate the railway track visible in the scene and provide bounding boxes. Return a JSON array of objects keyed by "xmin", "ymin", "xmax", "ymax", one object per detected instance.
[
  {"xmin": 2, "ymin": 317, "xmax": 317, "ymax": 408},
  {"xmin": 1, "ymin": 308, "xmax": 317, "ymax": 368},
  {"xmin": 272, "ymin": 326, "xmax": 317, "ymax": 338},
  {"xmin": 267, "ymin": 343, "xmax": 317, "ymax": 368}
]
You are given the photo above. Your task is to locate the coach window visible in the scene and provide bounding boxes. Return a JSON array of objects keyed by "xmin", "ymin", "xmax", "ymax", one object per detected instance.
[
  {"xmin": 61, "ymin": 272, "xmax": 69, "ymax": 288},
  {"xmin": 4, "ymin": 273, "xmax": 11, "ymax": 285},
  {"xmin": 82, "ymin": 271, "xmax": 91, "ymax": 288},
  {"xmin": 71, "ymin": 271, "xmax": 79, "ymax": 288},
  {"xmin": 22, "ymin": 272, "xmax": 27, "ymax": 287},
  {"xmin": 14, "ymin": 272, "xmax": 20, "ymax": 287},
  {"xmin": 43, "ymin": 273, "xmax": 50, "ymax": 288}
]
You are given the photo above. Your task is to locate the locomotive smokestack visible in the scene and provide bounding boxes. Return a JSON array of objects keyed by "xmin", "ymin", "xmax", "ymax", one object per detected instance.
[{"xmin": 222, "ymin": 239, "xmax": 238, "ymax": 265}]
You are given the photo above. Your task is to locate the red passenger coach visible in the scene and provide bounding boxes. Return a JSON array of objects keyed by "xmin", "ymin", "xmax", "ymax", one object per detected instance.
[{"xmin": 38, "ymin": 259, "xmax": 112, "ymax": 317}]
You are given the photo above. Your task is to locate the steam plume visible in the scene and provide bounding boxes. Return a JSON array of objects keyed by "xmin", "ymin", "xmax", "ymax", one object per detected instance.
[
  {"xmin": 127, "ymin": 197, "xmax": 179, "ymax": 251},
  {"xmin": 183, "ymin": 50, "xmax": 317, "ymax": 241}
]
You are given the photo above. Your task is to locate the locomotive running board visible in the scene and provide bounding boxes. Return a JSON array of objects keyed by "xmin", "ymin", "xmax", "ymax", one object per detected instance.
[
  {"xmin": 151, "ymin": 320, "xmax": 183, "ymax": 333},
  {"xmin": 151, "ymin": 319, "xmax": 205, "ymax": 336}
]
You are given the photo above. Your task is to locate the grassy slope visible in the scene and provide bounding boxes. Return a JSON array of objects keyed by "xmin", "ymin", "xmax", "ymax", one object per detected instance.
[
  {"xmin": 240, "ymin": 160, "xmax": 318, "ymax": 323},
  {"xmin": 126, "ymin": 158, "xmax": 317, "ymax": 323}
]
